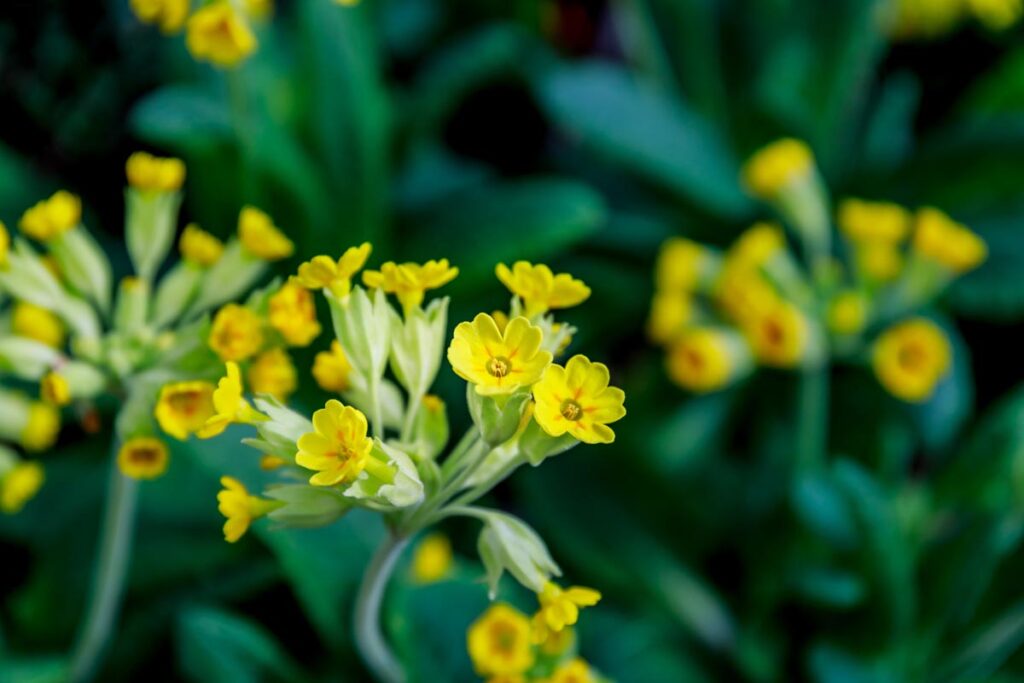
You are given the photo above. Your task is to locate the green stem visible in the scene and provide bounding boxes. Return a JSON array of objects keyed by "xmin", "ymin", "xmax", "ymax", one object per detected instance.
[
  {"xmin": 399, "ymin": 392, "xmax": 421, "ymax": 443},
  {"xmin": 369, "ymin": 376, "xmax": 385, "ymax": 440},
  {"xmin": 67, "ymin": 441, "xmax": 138, "ymax": 683},
  {"xmin": 796, "ymin": 363, "xmax": 830, "ymax": 470},
  {"xmin": 354, "ymin": 533, "xmax": 411, "ymax": 683}
]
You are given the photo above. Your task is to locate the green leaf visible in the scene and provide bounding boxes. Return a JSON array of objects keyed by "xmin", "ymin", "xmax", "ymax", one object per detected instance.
[
  {"xmin": 860, "ymin": 72, "xmax": 920, "ymax": 173},
  {"xmin": 0, "ymin": 656, "xmax": 67, "ymax": 683},
  {"xmin": 790, "ymin": 567, "xmax": 866, "ymax": 609},
  {"xmin": 130, "ymin": 84, "xmax": 233, "ymax": 150},
  {"xmin": 931, "ymin": 602, "xmax": 1024, "ymax": 683},
  {"xmin": 791, "ymin": 470, "xmax": 859, "ymax": 550}
]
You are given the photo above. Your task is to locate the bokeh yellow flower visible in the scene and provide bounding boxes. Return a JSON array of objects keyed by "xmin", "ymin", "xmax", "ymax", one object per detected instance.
[
  {"xmin": 186, "ymin": 2, "xmax": 257, "ymax": 68},
  {"xmin": 295, "ymin": 243, "xmax": 372, "ymax": 298},
  {"xmin": 268, "ymin": 282, "xmax": 321, "ymax": 347},
  {"xmin": 155, "ymin": 381, "xmax": 216, "ymax": 440},
  {"xmin": 209, "ymin": 304, "xmax": 264, "ymax": 362},
  {"xmin": 655, "ymin": 237, "xmax": 708, "ymax": 292},
  {"xmin": 247, "ymin": 348, "xmax": 297, "ymax": 400},
  {"xmin": 741, "ymin": 139, "xmax": 814, "ymax": 199},
  {"xmin": 887, "ymin": 0, "xmax": 964, "ymax": 38},
  {"xmin": 495, "ymin": 261, "xmax": 590, "ymax": 318},
  {"xmin": 198, "ymin": 362, "xmax": 267, "ymax": 438},
  {"xmin": 22, "ymin": 402, "xmax": 60, "ymax": 452},
  {"xmin": 838, "ymin": 199, "xmax": 911, "ymax": 244},
  {"xmin": 545, "ymin": 659, "xmax": 596, "ymax": 683},
  {"xmin": 467, "ymin": 603, "xmax": 535, "ymax": 677},
  {"xmin": 666, "ymin": 328, "xmax": 741, "ymax": 393},
  {"xmin": 117, "ymin": 437, "xmax": 169, "ymax": 480},
  {"xmin": 40, "ymin": 372, "xmax": 70, "ymax": 407},
  {"xmin": 647, "ymin": 290, "xmax": 693, "ymax": 345},
  {"xmin": 532, "ymin": 581, "xmax": 601, "ymax": 641},
  {"xmin": 129, "ymin": 0, "xmax": 189, "ymax": 33},
  {"xmin": 296, "ymin": 399, "xmax": 382, "ymax": 487},
  {"xmin": 180, "ymin": 224, "xmax": 224, "ymax": 267},
  {"xmin": 363, "ymin": 259, "xmax": 459, "ymax": 313},
  {"xmin": 827, "ymin": 291, "xmax": 868, "ymax": 336},
  {"xmin": 1, "ymin": 461, "xmax": 44, "ymax": 514},
  {"xmin": 967, "ymin": 0, "xmax": 1023, "ymax": 29},
  {"xmin": 532, "ymin": 355, "xmax": 625, "ymax": 444},
  {"xmin": 447, "ymin": 314, "xmax": 552, "ymax": 396},
  {"xmin": 742, "ymin": 301, "xmax": 809, "ymax": 368},
  {"xmin": 19, "ymin": 190, "xmax": 81, "ymax": 241},
  {"xmin": 873, "ymin": 318, "xmax": 952, "ymax": 402},
  {"xmin": 411, "ymin": 532, "xmax": 453, "ymax": 583},
  {"xmin": 855, "ymin": 242, "xmax": 904, "ymax": 282},
  {"xmin": 125, "ymin": 151, "xmax": 186, "ymax": 192},
  {"xmin": 912, "ymin": 207, "xmax": 987, "ymax": 274},
  {"xmin": 238, "ymin": 206, "xmax": 293, "ymax": 260},
  {"xmin": 217, "ymin": 475, "xmax": 280, "ymax": 542},
  {"xmin": 312, "ymin": 340, "xmax": 352, "ymax": 393}
]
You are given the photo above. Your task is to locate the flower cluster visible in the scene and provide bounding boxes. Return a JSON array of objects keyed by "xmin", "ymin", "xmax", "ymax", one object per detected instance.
[
  {"xmin": 884, "ymin": 0, "xmax": 1023, "ymax": 38},
  {"xmin": 649, "ymin": 138, "xmax": 985, "ymax": 403}
]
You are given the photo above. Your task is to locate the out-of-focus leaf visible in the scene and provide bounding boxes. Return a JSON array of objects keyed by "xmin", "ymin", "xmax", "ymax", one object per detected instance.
[
  {"xmin": 808, "ymin": 643, "xmax": 896, "ymax": 683},
  {"xmin": 791, "ymin": 469, "xmax": 859, "ymax": 550},
  {"xmin": 907, "ymin": 315, "xmax": 973, "ymax": 454},
  {"xmin": 931, "ymin": 602, "xmax": 1024, "ymax": 683},
  {"xmin": 647, "ymin": 391, "xmax": 738, "ymax": 473},
  {"xmin": 0, "ymin": 656, "xmax": 67, "ymax": 683},
  {"xmin": 130, "ymin": 84, "xmax": 233, "ymax": 150},
  {"xmin": 790, "ymin": 567, "xmax": 866, "ymax": 609},
  {"xmin": 948, "ymin": 211, "xmax": 1024, "ymax": 321},
  {"xmin": 861, "ymin": 72, "xmax": 920, "ymax": 173}
]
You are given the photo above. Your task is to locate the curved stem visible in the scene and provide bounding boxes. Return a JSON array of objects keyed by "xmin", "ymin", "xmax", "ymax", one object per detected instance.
[
  {"xmin": 355, "ymin": 533, "xmax": 411, "ymax": 683},
  {"xmin": 67, "ymin": 441, "xmax": 138, "ymax": 683}
]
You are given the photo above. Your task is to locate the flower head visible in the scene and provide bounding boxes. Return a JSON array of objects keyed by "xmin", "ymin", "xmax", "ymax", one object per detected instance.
[
  {"xmin": 312, "ymin": 340, "xmax": 352, "ymax": 392},
  {"xmin": 532, "ymin": 581, "xmax": 601, "ymax": 641},
  {"xmin": 129, "ymin": 0, "xmax": 189, "ymax": 33},
  {"xmin": 217, "ymin": 476, "xmax": 280, "ymax": 542},
  {"xmin": 118, "ymin": 437, "xmax": 169, "ymax": 480},
  {"xmin": 411, "ymin": 532, "xmax": 453, "ymax": 584},
  {"xmin": 467, "ymin": 603, "xmax": 535, "ymax": 677},
  {"xmin": 295, "ymin": 243, "xmax": 372, "ymax": 298},
  {"xmin": 838, "ymin": 199, "xmax": 911, "ymax": 244},
  {"xmin": 1, "ymin": 461, "xmax": 44, "ymax": 514},
  {"xmin": 180, "ymin": 224, "xmax": 224, "ymax": 267},
  {"xmin": 495, "ymin": 262, "xmax": 590, "ymax": 318},
  {"xmin": 532, "ymin": 355, "xmax": 625, "ymax": 444},
  {"xmin": 268, "ymin": 282, "xmax": 321, "ymax": 347},
  {"xmin": 126, "ymin": 151, "xmax": 186, "ymax": 192},
  {"xmin": 655, "ymin": 238, "xmax": 709, "ymax": 293},
  {"xmin": 247, "ymin": 348, "xmax": 297, "ymax": 400},
  {"xmin": 666, "ymin": 328, "xmax": 744, "ymax": 393},
  {"xmin": 741, "ymin": 138, "xmax": 815, "ymax": 199},
  {"xmin": 296, "ymin": 400, "xmax": 379, "ymax": 487},
  {"xmin": 873, "ymin": 318, "xmax": 952, "ymax": 402},
  {"xmin": 40, "ymin": 372, "xmax": 70, "ymax": 407},
  {"xmin": 647, "ymin": 290, "xmax": 693, "ymax": 345},
  {"xmin": 22, "ymin": 402, "xmax": 60, "ymax": 452},
  {"xmin": 238, "ymin": 206, "xmax": 293, "ymax": 260},
  {"xmin": 20, "ymin": 190, "xmax": 81, "ymax": 241},
  {"xmin": 742, "ymin": 301, "xmax": 810, "ymax": 368},
  {"xmin": 198, "ymin": 362, "xmax": 267, "ymax": 438},
  {"xmin": 828, "ymin": 291, "xmax": 868, "ymax": 336},
  {"xmin": 447, "ymin": 314, "xmax": 552, "ymax": 396},
  {"xmin": 546, "ymin": 659, "xmax": 596, "ymax": 683},
  {"xmin": 186, "ymin": 2, "xmax": 257, "ymax": 68},
  {"xmin": 155, "ymin": 381, "xmax": 216, "ymax": 440},
  {"xmin": 209, "ymin": 304, "xmax": 264, "ymax": 362},
  {"xmin": 912, "ymin": 207, "xmax": 987, "ymax": 273},
  {"xmin": 363, "ymin": 259, "xmax": 459, "ymax": 313}
]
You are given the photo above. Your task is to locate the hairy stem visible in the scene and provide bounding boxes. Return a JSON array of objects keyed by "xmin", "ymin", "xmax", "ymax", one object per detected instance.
[{"xmin": 354, "ymin": 533, "xmax": 411, "ymax": 683}]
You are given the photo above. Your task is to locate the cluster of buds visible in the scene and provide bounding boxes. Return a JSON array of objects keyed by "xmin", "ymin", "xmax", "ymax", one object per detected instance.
[
  {"xmin": 0, "ymin": 151, "xmax": 290, "ymax": 509},
  {"xmin": 883, "ymin": 0, "xmax": 1022, "ymax": 38},
  {"xmin": 649, "ymin": 138, "xmax": 986, "ymax": 404}
]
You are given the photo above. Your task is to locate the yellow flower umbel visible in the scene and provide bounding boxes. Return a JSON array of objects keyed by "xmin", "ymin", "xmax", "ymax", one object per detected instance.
[
  {"xmin": 180, "ymin": 224, "xmax": 224, "ymax": 267},
  {"xmin": 912, "ymin": 208, "xmax": 987, "ymax": 274},
  {"xmin": 198, "ymin": 362, "xmax": 267, "ymax": 438},
  {"xmin": 1, "ymin": 461, "xmax": 44, "ymax": 514},
  {"xmin": 155, "ymin": 381, "xmax": 217, "ymax": 440},
  {"xmin": 238, "ymin": 206, "xmax": 293, "ymax": 261},
  {"xmin": 467, "ymin": 604, "xmax": 535, "ymax": 678},
  {"xmin": 129, "ymin": 0, "xmax": 189, "ymax": 33},
  {"xmin": 295, "ymin": 243, "xmax": 372, "ymax": 298},
  {"xmin": 411, "ymin": 532, "xmax": 453, "ymax": 583},
  {"xmin": 532, "ymin": 355, "xmax": 626, "ymax": 444},
  {"xmin": 268, "ymin": 282, "xmax": 321, "ymax": 347},
  {"xmin": 247, "ymin": 348, "xmax": 297, "ymax": 400},
  {"xmin": 873, "ymin": 318, "xmax": 952, "ymax": 402},
  {"xmin": 666, "ymin": 328, "xmax": 749, "ymax": 393},
  {"xmin": 19, "ymin": 190, "xmax": 81, "ymax": 241},
  {"xmin": 125, "ymin": 152, "xmax": 186, "ymax": 192},
  {"xmin": 495, "ymin": 262, "xmax": 591, "ymax": 318},
  {"xmin": 117, "ymin": 437, "xmax": 169, "ymax": 480},
  {"xmin": 209, "ymin": 304, "xmax": 264, "ymax": 362},
  {"xmin": 532, "ymin": 581, "xmax": 601, "ymax": 641},
  {"xmin": 741, "ymin": 139, "xmax": 815, "ymax": 200},
  {"xmin": 362, "ymin": 259, "xmax": 459, "ymax": 313},
  {"xmin": 186, "ymin": 1, "xmax": 257, "ymax": 68},
  {"xmin": 217, "ymin": 476, "xmax": 281, "ymax": 542},
  {"xmin": 40, "ymin": 372, "xmax": 71, "ymax": 407},
  {"xmin": 296, "ymin": 400, "xmax": 386, "ymax": 486},
  {"xmin": 22, "ymin": 402, "xmax": 61, "ymax": 452},
  {"xmin": 447, "ymin": 314, "xmax": 552, "ymax": 396},
  {"xmin": 546, "ymin": 659, "xmax": 596, "ymax": 683},
  {"xmin": 312, "ymin": 340, "xmax": 352, "ymax": 392}
]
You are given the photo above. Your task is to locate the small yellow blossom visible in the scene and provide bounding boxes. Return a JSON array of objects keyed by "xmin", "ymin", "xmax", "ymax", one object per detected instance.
[
  {"xmin": 363, "ymin": 259, "xmax": 459, "ymax": 313},
  {"xmin": 912, "ymin": 208, "xmax": 987, "ymax": 273},
  {"xmin": 967, "ymin": 0, "xmax": 1023, "ymax": 29},
  {"xmin": 267, "ymin": 282, "xmax": 321, "ymax": 347},
  {"xmin": 873, "ymin": 318, "xmax": 952, "ymax": 402},
  {"xmin": 209, "ymin": 304, "xmax": 264, "ymax": 362},
  {"xmin": 295, "ymin": 243, "xmax": 372, "ymax": 298},
  {"xmin": 495, "ymin": 262, "xmax": 590, "ymax": 318},
  {"xmin": 647, "ymin": 290, "xmax": 693, "ymax": 345},
  {"xmin": 741, "ymin": 139, "xmax": 815, "ymax": 199},
  {"xmin": 238, "ymin": 206, "xmax": 293, "ymax": 260},
  {"xmin": 217, "ymin": 476, "xmax": 281, "ymax": 542},
  {"xmin": 259, "ymin": 455, "xmax": 287, "ymax": 470},
  {"xmin": 656, "ymin": 237, "xmax": 708, "ymax": 293},
  {"xmin": 247, "ymin": 348, "xmax": 297, "ymax": 400},
  {"xmin": 545, "ymin": 659, "xmax": 595, "ymax": 683},
  {"xmin": 1, "ymin": 461, "xmax": 45, "ymax": 514},
  {"xmin": 118, "ymin": 437, "xmax": 169, "ymax": 480},
  {"xmin": 180, "ymin": 224, "xmax": 224, "ymax": 267},
  {"xmin": 447, "ymin": 314, "xmax": 552, "ymax": 396},
  {"xmin": 19, "ymin": 190, "xmax": 82, "ymax": 241},
  {"xmin": 155, "ymin": 381, "xmax": 217, "ymax": 440},
  {"xmin": 411, "ymin": 533, "xmax": 453, "ymax": 583},
  {"xmin": 532, "ymin": 581, "xmax": 601, "ymax": 641},
  {"xmin": 40, "ymin": 372, "xmax": 70, "ymax": 407},
  {"xmin": 467, "ymin": 603, "xmax": 535, "ymax": 677},
  {"xmin": 666, "ymin": 328, "xmax": 738, "ymax": 393},
  {"xmin": 198, "ymin": 362, "xmax": 267, "ymax": 438},
  {"xmin": 716, "ymin": 270, "xmax": 780, "ymax": 324},
  {"xmin": 312, "ymin": 340, "xmax": 353, "ymax": 393},
  {"xmin": 838, "ymin": 199, "xmax": 911, "ymax": 244},
  {"xmin": 0, "ymin": 221, "xmax": 9, "ymax": 268},
  {"xmin": 125, "ymin": 151, "xmax": 186, "ymax": 192},
  {"xmin": 296, "ymin": 399, "xmax": 387, "ymax": 486},
  {"xmin": 856, "ymin": 242, "xmax": 904, "ymax": 282},
  {"xmin": 828, "ymin": 291, "xmax": 868, "ymax": 336},
  {"xmin": 532, "ymin": 355, "xmax": 626, "ymax": 444},
  {"xmin": 729, "ymin": 222, "xmax": 786, "ymax": 269},
  {"xmin": 742, "ymin": 301, "xmax": 809, "ymax": 368},
  {"xmin": 129, "ymin": 0, "xmax": 189, "ymax": 33},
  {"xmin": 186, "ymin": 2, "xmax": 258, "ymax": 68},
  {"xmin": 22, "ymin": 403, "xmax": 60, "ymax": 452},
  {"xmin": 887, "ymin": 0, "xmax": 964, "ymax": 38}
]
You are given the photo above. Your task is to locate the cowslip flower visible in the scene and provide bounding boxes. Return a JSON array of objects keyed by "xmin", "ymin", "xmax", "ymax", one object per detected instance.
[
  {"xmin": 129, "ymin": 0, "xmax": 189, "ymax": 33},
  {"xmin": 741, "ymin": 301, "xmax": 811, "ymax": 368},
  {"xmin": 179, "ymin": 224, "xmax": 224, "ymax": 267},
  {"xmin": 155, "ymin": 381, "xmax": 216, "ymax": 440},
  {"xmin": 547, "ymin": 659, "xmax": 596, "ymax": 683},
  {"xmin": 22, "ymin": 402, "xmax": 61, "ymax": 452},
  {"xmin": 19, "ymin": 190, "xmax": 81, "ymax": 241},
  {"xmin": 208, "ymin": 304, "xmax": 264, "ymax": 362},
  {"xmin": 532, "ymin": 581, "xmax": 601, "ymax": 641},
  {"xmin": 268, "ymin": 281, "xmax": 321, "ymax": 347},
  {"xmin": 295, "ymin": 243, "xmax": 372, "ymax": 298},
  {"xmin": 197, "ymin": 362, "xmax": 267, "ymax": 438},
  {"xmin": 741, "ymin": 139, "xmax": 815, "ymax": 199},
  {"xmin": 447, "ymin": 314, "xmax": 552, "ymax": 396},
  {"xmin": 247, "ymin": 348, "xmax": 297, "ymax": 400},
  {"xmin": 117, "ymin": 437, "xmax": 169, "ymax": 480},
  {"xmin": 185, "ymin": 2, "xmax": 257, "ymax": 68},
  {"xmin": 647, "ymin": 290, "xmax": 693, "ymax": 345},
  {"xmin": 238, "ymin": 206, "xmax": 293, "ymax": 261},
  {"xmin": 495, "ymin": 261, "xmax": 590, "ymax": 318},
  {"xmin": 532, "ymin": 355, "xmax": 625, "ymax": 444},
  {"xmin": 467, "ymin": 604, "xmax": 535, "ymax": 677},
  {"xmin": 40, "ymin": 372, "xmax": 71, "ymax": 407},
  {"xmin": 655, "ymin": 237, "xmax": 711, "ymax": 293},
  {"xmin": 0, "ymin": 461, "xmax": 45, "ymax": 514},
  {"xmin": 666, "ymin": 328, "xmax": 748, "ymax": 393},
  {"xmin": 873, "ymin": 318, "xmax": 952, "ymax": 402},
  {"xmin": 217, "ymin": 476, "xmax": 281, "ymax": 542},
  {"xmin": 125, "ymin": 151, "xmax": 186, "ymax": 192},
  {"xmin": 912, "ymin": 207, "xmax": 987, "ymax": 274},
  {"xmin": 362, "ymin": 259, "xmax": 459, "ymax": 313},
  {"xmin": 838, "ymin": 199, "xmax": 911, "ymax": 244},
  {"xmin": 312, "ymin": 340, "xmax": 352, "ymax": 392},
  {"xmin": 411, "ymin": 532, "xmax": 453, "ymax": 584},
  {"xmin": 295, "ymin": 399, "xmax": 383, "ymax": 486}
]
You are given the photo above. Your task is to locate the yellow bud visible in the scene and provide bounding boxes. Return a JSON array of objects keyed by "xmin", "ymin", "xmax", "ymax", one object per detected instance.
[
  {"xmin": 22, "ymin": 402, "xmax": 60, "ymax": 452},
  {"xmin": 12, "ymin": 302, "xmax": 65, "ymax": 349},
  {"xmin": 741, "ymin": 139, "xmax": 815, "ymax": 199},
  {"xmin": 40, "ymin": 372, "xmax": 71, "ymax": 407},
  {"xmin": 126, "ymin": 151, "xmax": 186, "ymax": 192},
  {"xmin": 179, "ymin": 223, "xmax": 224, "ymax": 267}
]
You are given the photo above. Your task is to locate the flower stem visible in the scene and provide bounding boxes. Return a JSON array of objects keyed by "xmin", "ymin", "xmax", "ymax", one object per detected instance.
[
  {"xmin": 369, "ymin": 375, "xmax": 385, "ymax": 440},
  {"xmin": 796, "ymin": 363, "xmax": 830, "ymax": 470},
  {"xmin": 67, "ymin": 441, "xmax": 138, "ymax": 683},
  {"xmin": 354, "ymin": 533, "xmax": 411, "ymax": 683}
]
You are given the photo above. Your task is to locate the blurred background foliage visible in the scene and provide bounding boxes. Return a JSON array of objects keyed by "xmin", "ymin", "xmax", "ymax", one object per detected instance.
[{"xmin": 3, "ymin": 0, "xmax": 1024, "ymax": 681}]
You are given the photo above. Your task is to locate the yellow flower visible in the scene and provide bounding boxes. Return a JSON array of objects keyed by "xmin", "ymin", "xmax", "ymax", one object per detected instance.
[
  {"xmin": 238, "ymin": 206, "xmax": 293, "ymax": 260},
  {"xmin": 741, "ymin": 139, "xmax": 815, "ymax": 199},
  {"xmin": 295, "ymin": 243, "xmax": 372, "ymax": 298},
  {"xmin": 447, "ymin": 314, "xmax": 552, "ymax": 396},
  {"xmin": 716, "ymin": 270, "xmax": 780, "ymax": 324},
  {"xmin": 19, "ymin": 190, "xmax": 81, "ymax": 241},
  {"xmin": 296, "ymin": 400, "xmax": 386, "ymax": 487},
  {"xmin": 1, "ymin": 461, "xmax": 44, "ymax": 514},
  {"xmin": 729, "ymin": 222, "xmax": 786, "ymax": 269},
  {"xmin": 209, "ymin": 304, "xmax": 264, "ymax": 362},
  {"xmin": 873, "ymin": 318, "xmax": 952, "ymax": 402},
  {"xmin": 666, "ymin": 328, "xmax": 740, "ymax": 393},
  {"xmin": 180, "ymin": 224, "xmax": 224, "ymax": 267},
  {"xmin": 129, "ymin": 0, "xmax": 189, "ymax": 33},
  {"xmin": 855, "ymin": 242, "xmax": 904, "ymax": 282},
  {"xmin": 647, "ymin": 290, "xmax": 693, "ymax": 345},
  {"xmin": 912, "ymin": 208, "xmax": 987, "ymax": 273},
  {"xmin": 411, "ymin": 533, "xmax": 453, "ymax": 583},
  {"xmin": 655, "ymin": 237, "xmax": 708, "ymax": 293},
  {"xmin": 198, "ymin": 362, "xmax": 267, "ymax": 438},
  {"xmin": 532, "ymin": 582, "xmax": 601, "ymax": 641},
  {"xmin": 967, "ymin": 0, "xmax": 1023, "ymax": 29},
  {"xmin": 495, "ymin": 262, "xmax": 591, "ymax": 318},
  {"xmin": 312, "ymin": 340, "xmax": 353, "ymax": 392},
  {"xmin": 887, "ymin": 0, "xmax": 964, "ymax": 38},
  {"xmin": 267, "ymin": 282, "xmax": 321, "ymax": 347},
  {"xmin": 838, "ymin": 199, "xmax": 911, "ymax": 244},
  {"xmin": 244, "ymin": 0, "xmax": 273, "ymax": 20},
  {"xmin": 247, "ymin": 348, "xmax": 297, "ymax": 400},
  {"xmin": 155, "ymin": 381, "xmax": 216, "ymax": 440},
  {"xmin": 185, "ymin": 1, "xmax": 257, "ymax": 68},
  {"xmin": 363, "ymin": 259, "xmax": 459, "ymax": 313},
  {"xmin": 259, "ymin": 455, "xmax": 286, "ymax": 470},
  {"xmin": 828, "ymin": 291, "xmax": 868, "ymax": 336},
  {"xmin": 532, "ymin": 355, "xmax": 626, "ymax": 444},
  {"xmin": 217, "ymin": 476, "xmax": 280, "ymax": 542},
  {"xmin": 125, "ymin": 151, "xmax": 186, "ymax": 192},
  {"xmin": 22, "ymin": 403, "xmax": 60, "ymax": 452},
  {"xmin": 538, "ymin": 626, "xmax": 575, "ymax": 657},
  {"xmin": 467, "ymin": 603, "xmax": 535, "ymax": 677},
  {"xmin": 742, "ymin": 301, "xmax": 810, "ymax": 368},
  {"xmin": 545, "ymin": 659, "xmax": 595, "ymax": 683},
  {"xmin": 117, "ymin": 437, "xmax": 169, "ymax": 480},
  {"xmin": 0, "ymin": 221, "xmax": 9, "ymax": 268},
  {"xmin": 40, "ymin": 372, "xmax": 70, "ymax": 407}
]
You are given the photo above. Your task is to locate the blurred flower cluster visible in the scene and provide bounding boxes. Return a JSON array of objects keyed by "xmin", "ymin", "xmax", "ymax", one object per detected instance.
[{"xmin": 884, "ymin": 0, "xmax": 1023, "ymax": 38}]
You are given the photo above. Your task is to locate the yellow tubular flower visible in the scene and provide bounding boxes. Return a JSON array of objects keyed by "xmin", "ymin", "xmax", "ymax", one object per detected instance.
[
  {"xmin": 447, "ymin": 314, "xmax": 552, "ymax": 396},
  {"xmin": 741, "ymin": 138, "xmax": 815, "ymax": 199},
  {"xmin": 19, "ymin": 190, "xmax": 81, "ymax": 241},
  {"xmin": 856, "ymin": 242, "xmax": 904, "ymax": 282},
  {"xmin": 967, "ymin": 0, "xmax": 1023, "ymax": 29},
  {"xmin": 155, "ymin": 381, "xmax": 216, "ymax": 440},
  {"xmin": 532, "ymin": 355, "xmax": 626, "ymax": 444},
  {"xmin": 647, "ymin": 290, "xmax": 693, "ymax": 345},
  {"xmin": 198, "ymin": 362, "xmax": 267, "ymax": 438},
  {"xmin": 532, "ymin": 582, "xmax": 601, "ymax": 641},
  {"xmin": 495, "ymin": 261, "xmax": 591, "ymax": 318},
  {"xmin": 129, "ymin": 0, "xmax": 189, "ymax": 33},
  {"xmin": 238, "ymin": 206, "xmax": 293, "ymax": 260},
  {"xmin": 873, "ymin": 318, "xmax": 952, "ymax": 402},
  {"xmin": 666, "ymin": 328, "xmax": 739, "ymax": 393},
  {"xmin": 186, "ymin": 2, "xmax": 257, "ymax": 68},
  {"xmin": 268, "ymin": 282, "xmax": 321, "ymax": 347},
  {"xmin": 1, "ymin": 462, "xmax": 45, "ymax": 513},
  {"xmin": 838, "ymin": 199, "xmax": 911, "ymax": 244},
  {"xmin": 467, "ymin": 604, "xmax": 535, "ymax": 677},
  {"xmin": 40, "ymin": 372, "xmax": 70, "ymax": 407},
  {"xmin": 294, "ymin": 243, "xmax": 372, "ymax": 298},
  {"xmin": 912, "ymin": 208, "xmax": 987, "ymax": 273},
  {"xmin": 730, "ymin": 222, "xmax": 786, "ymax": 268},
  {"xmin": 743, "ymin": 301, "xmax": 810, "ymax": 368},
  {"xmin": 125, "ymin": 151, "xmax": 186, "ymax": 192},
  {"xmin": 828, "ymin": 291, "xmax": 868, "ymax": 336},
  {"xmin": 180, "ymin": 224, "xmax": 224, "ymax": 267},
  {"xmin": 546, "ymin": 659, "xmax": 596, "ymax": 683},
  {"xmin": 411, "ymin": 533, "xmax": 453, "ymax": 583},
  {"xmin": 0, "ymin": 221, "xmax": 9, "ymax": 268},
  {"xmin": 22, "ymin": 403, "xmax": 60, "ymax": 452},
  {"xmin": 296, "ymin": 400, "xmax": 385, "ymax": 487},
  {"xmin": 247, "ymin": 348, "xmax": 297, "ymax": 400},
  {"xmin": 312, "ymin": 340, "xmax": 353, "ymax": 392},
  {"xmin": 362, "ymin": 259, "xmax": 460, "ymax": 313},
  {"xmin": 217, "ymin": 476, "xmax": 280, "ymax": 542},
  {"xmin": 208, "ymin": 304, "xmax": 264, "ymax": 362},
  {"xmin": 656, "ymin": 237, "xmax": 708, "ymax": 292},
  {"xmin": 118, "ymin": 437, "xmax": 169, "ymax": 480}
]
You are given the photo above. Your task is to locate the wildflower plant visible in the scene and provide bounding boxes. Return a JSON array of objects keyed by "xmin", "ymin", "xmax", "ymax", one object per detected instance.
[{"xmin": 200, "ymin": 253, "xmax": 624, "ymax": 682}]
